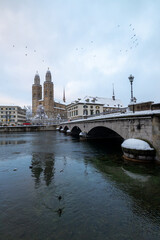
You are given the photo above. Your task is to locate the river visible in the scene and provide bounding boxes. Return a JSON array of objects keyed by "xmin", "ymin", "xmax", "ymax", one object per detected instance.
[{"xmin": 0, "ymin": 131, "xmax": 160, "ymax": 240}]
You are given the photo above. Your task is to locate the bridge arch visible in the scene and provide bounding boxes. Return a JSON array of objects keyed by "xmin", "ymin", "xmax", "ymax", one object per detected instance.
[
  {"xmin": 63, "ymin": 126, "xmax": 69, "ymax": 133},
  {"xmin": 85, "ymin": 122, "xmax": 127, "ymax": 140},
  {"xmin": 87, "ymin": 126, "xmax": 124, "ymax": 142},
  {"xmin": 71, "ymin": 126, "xmax": 82, "ymax": 137},
  {"xmin": 59, "ymin": 126, "xmax": 63, "ymax": 130}
]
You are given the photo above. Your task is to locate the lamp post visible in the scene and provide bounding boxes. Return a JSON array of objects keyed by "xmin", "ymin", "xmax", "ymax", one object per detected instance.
[{"xmin": 128, "ymin": 74, "xmax": 134, "ymax": 103}]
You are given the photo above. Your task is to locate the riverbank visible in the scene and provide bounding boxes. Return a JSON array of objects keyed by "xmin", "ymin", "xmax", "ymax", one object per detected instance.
[{"xmin": 0, "ymin": 125, "xmax": 57, "ymax": 132}]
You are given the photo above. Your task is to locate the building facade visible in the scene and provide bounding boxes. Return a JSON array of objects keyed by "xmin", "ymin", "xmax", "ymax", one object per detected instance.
[
  {"xmin": 66, "ymin": 96, "xmax": 124, "ymax": 120},
  {"xmin": 32, "ymin": 69, "xmax": 67, "ymax": 119},
  {"xmin": 128, "ymin": 101, "xmax": 160, "ymax": 112},
  {"xmin": 0, "ymin": 106, "xmax": 26, "ymax": 125}
]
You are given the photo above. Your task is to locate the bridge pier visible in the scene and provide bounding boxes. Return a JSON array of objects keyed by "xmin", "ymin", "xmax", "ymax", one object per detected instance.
[
  {"xmin": 152, "ymin": 116, "xmax": 160, "ymax": 161},
  {"xmin": 79, "ymin": 131, "xmax": 88, "ymax": 141}
]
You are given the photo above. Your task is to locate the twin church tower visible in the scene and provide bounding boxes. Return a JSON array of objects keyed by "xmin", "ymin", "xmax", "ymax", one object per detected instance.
[{"xmin": 32, "ymin": 69, "xmax": 66, "ymax": 118}]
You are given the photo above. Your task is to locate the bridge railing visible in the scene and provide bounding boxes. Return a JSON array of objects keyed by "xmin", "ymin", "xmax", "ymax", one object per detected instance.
[{"xmin": 59, "ymin": 108, "xmax": 127, "ymax": 123}]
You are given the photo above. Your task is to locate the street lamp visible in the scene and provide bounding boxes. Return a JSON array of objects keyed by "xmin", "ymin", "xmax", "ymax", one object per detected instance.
[{"xmin": 128, "ymin": 74, "xmax": 134, "ymax": 103}]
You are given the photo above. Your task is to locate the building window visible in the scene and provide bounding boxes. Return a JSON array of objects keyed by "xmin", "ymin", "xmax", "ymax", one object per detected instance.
[
  {"xmin": 96, "ymin": 110, "xmax": 100, "ymax": 114},
  {"xmin": 83, "ymin": 110, "xmax": 88, "ymax": 115},
  {"xmin": 90, "ymin": 110, "xmax": 94, "ymax": 115}
]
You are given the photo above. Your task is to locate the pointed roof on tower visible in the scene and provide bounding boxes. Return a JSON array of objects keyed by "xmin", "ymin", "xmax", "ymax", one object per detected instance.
[
  {"xmin": 34, "ymin": 71, "xmax": 40, "ymax": 85},
  {"xmin": 45, "ymin": 68, "xmax": 52, "ymax": 82}
]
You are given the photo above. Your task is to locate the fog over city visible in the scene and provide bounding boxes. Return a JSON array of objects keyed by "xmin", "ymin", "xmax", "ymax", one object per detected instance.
[{"xmin": 0, "ymin": 0, "xmax": 160, "ymax": 106}]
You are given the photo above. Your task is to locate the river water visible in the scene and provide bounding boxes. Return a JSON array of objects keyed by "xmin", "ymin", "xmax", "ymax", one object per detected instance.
[{"xmin": 0, "ymin": 131, "xmax": 160, "ymax": 240}]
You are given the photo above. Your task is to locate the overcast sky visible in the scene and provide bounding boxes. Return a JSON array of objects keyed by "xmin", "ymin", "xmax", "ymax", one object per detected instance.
[{"xmin": 0, "ymin": 0, "xmax": 160, "ymax": 106}]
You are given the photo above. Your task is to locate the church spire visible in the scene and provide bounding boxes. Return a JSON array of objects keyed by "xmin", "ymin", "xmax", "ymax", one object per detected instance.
[
  {"xmin": 45, "ymin": 68, "xmax": 52, "ymax": 82},
  {"xmin": 112, "ymin": 83, "xmax": 115, "ymax": 100},
  {"xmin": 63, "ymin": 88, "xmax": 66, "ymax": 102}
]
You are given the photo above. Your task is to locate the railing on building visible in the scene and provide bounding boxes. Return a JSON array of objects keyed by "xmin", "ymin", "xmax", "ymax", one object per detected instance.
[{"xmin": 31, "ymin": 118, "xmax": 67, "ymax": 125}]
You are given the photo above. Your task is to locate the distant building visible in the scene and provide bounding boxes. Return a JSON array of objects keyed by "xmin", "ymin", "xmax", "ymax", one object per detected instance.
[
  {"xmin": 32, "ymin": 69, "xmax": 67, "ymax": 119},
  {"xmin": 128, "ymin": 101, "xmax": 160, "ymax": 112},
  {"xmin": 96, "ymin": 96, "xmax": 123, "ymax": 112},
  {"xmin": 66, "ymin": 96, "xmax": 123, "ymax": 120},
  {"xmin": 0, "ymin": 106, "xmax": 26, "ymax": 125}
]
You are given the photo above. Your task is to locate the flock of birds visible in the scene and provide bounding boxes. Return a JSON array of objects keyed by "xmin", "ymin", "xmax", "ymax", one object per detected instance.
[
  {"xmin": 74, "ymin": 40, "xmax": 97, "ymax": 58},
  {"xmin": 74, "ymin": 23, "xmax": 139, "ymax": 59},
  {"xmin": 117, "ymin": 23, "xmax": 139, "ymax": 53},
  {"xmin": 11, "ymin": 23, "xmax": 139, "ymax": 65},
  {"xmin": 12, "ymin": 44, "xmax": 45, "ymax": 63}
]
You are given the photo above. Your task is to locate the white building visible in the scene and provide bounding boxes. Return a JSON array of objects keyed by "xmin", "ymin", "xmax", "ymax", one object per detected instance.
[
  {"xmin": 96, "ymin": 97, "xmax": 123, "ymax": 112},
  {"xmin": 0, "ymin": 106, "xmax": 26, "ymax": 125},
  {"xmin": 66, "ymin": 96, "xmax": 124, "ymax": 120}
]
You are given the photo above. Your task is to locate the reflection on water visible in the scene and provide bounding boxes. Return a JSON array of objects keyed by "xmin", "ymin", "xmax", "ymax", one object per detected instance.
[
  {"xmin": 0, "ymin": 132, "xmax": 160, "ymax": 240},
  {"xmin": 31, "ymin": 152, "xmax": 55, "ymax": 187},
  {"xmin": 0, "ymin": 140, "xmax": 26, "ymax": 145},
  {"xmin": 122, "ymin": 166, "xmax": 151, "ymax": 182},
  {"xmin": 87, "ymin": 154, "xmax": 160, "ymax": 221}
]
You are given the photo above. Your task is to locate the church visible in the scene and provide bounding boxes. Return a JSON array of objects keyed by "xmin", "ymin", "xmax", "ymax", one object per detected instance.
[{"xmin": 32, "ymin": 69, "xmax": 67, "ymax": 119}]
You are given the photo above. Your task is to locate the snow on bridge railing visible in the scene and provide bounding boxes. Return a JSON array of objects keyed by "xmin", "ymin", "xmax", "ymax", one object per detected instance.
[{"xmin": 60, "ymin": 108, "xmax": 127, "ymax": 123}]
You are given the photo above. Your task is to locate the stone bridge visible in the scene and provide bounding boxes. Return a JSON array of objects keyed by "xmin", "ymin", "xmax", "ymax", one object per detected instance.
[{"xmin": 60, "ymin": 111, "xmax": 160, "ymax": 161}]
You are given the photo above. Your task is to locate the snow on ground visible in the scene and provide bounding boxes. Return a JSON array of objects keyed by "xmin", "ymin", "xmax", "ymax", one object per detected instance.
[{"xmin": 121, "ymin": 139, "xmax": 154, "ymax": 150}]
